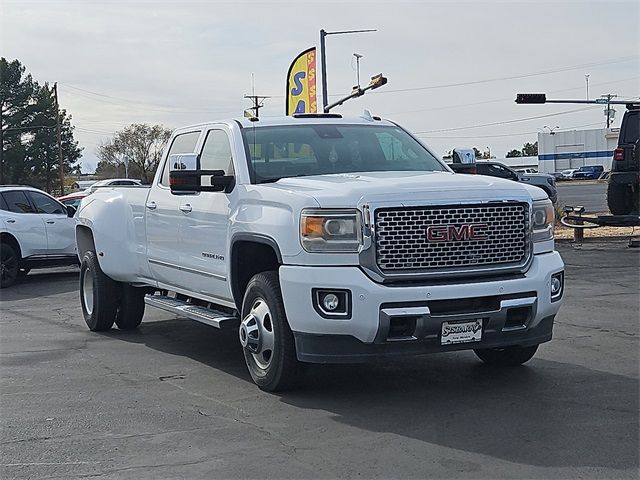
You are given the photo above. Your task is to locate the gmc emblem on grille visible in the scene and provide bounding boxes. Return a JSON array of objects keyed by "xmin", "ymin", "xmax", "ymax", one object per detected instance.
[{"xmin": 426, "ymin": 223, "xmax": 489, "ymax": 242}]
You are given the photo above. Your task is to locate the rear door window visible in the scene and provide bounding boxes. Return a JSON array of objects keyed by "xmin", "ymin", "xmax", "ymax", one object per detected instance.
[
  {"xmin": 27, "ymin": 191, "xmax": 66, "ymax": 214},
  {"xmin": 1, "ymin": 191, "xmax": 35, "ymax": 213}
]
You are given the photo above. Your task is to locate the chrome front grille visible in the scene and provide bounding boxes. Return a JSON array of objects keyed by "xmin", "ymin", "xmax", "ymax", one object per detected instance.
[{"xmin": 375, "ymin": 203, "xmax": 529, "ymax": 272}]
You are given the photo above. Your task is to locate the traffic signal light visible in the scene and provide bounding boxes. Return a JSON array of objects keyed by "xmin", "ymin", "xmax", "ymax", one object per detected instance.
[{"xmin": 515, "ymin": 93, "xmax": 547, "ymax": 104}]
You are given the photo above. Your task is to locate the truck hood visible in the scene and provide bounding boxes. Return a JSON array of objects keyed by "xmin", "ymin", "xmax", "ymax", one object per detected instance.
[{"xmin": 265, "ymin": 171, "xmax": 546, "ymax": 207}]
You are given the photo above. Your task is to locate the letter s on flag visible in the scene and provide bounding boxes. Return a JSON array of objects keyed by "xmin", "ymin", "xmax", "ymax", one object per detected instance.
[{"xmin": 286, "ymin": 47, "xmax": 317, "ymax": 115}]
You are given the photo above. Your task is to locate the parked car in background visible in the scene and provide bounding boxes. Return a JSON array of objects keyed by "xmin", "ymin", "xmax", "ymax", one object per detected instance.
[
  {"xmin": 57, "ymin": 190, "xmax": 90, "ymax": 209},
  {"xmin": 558, "ymin": 169, "xmax": 578, "ymax": 180},
  {"xmin": 572, "ymin": 165, "xmax": 604, "ymax": 180},
  {"xmin": 607, "ymin": 103, "xmax": 639, "ymax": 215},
  {"xmin": 449, "ymin": 161, "xmax": 557, "ymax": 203},
  {"xmin": 1, "ymin": 186, "xmax": 78, "ymax": 288},
  {"xmin": 516, "ymin": 168, "xmax": 538, "ymax": 174},
  {"xmin": 87, "ymin": 178, "xmax": 142, "ymax": 193}
]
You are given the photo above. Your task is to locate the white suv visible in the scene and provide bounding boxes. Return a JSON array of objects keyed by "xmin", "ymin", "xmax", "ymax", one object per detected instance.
[{"xmin": 0, "ymin": 186, "xmax": 78, "ymax": 287}]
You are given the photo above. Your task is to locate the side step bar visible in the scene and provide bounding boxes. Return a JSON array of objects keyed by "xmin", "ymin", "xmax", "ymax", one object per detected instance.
[{"xmin": 144, "ymin": 295, "xmax": 239, "ymax": 329}]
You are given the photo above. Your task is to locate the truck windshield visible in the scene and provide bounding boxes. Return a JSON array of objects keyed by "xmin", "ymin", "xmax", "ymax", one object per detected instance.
[{"xmin": 241, "ymin": 124, "xmax": 445, "ymax": 183}]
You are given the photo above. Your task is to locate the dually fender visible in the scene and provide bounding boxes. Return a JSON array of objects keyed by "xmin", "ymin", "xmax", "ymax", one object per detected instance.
[{"xmin": 76, "ymin": 192, "xmax": 152, "ymax": 282}]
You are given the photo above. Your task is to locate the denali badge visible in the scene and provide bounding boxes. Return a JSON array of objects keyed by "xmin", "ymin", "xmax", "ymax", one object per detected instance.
[{"xmin": 426, "ymin": 223, "xmax": 489, "ymax": 242}]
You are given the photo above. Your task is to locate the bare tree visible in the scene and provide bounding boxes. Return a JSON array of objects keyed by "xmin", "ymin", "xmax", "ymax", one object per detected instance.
[{"xmin": 97, "ymin": 124, "xmax": 171, "ymax": 183}]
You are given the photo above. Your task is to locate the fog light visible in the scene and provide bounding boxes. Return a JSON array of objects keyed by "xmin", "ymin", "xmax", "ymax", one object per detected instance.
[
  {"xmin": 312, "ymin": 289, "xmax": 352, "ymax": 319},
  {"xmin": 551, "ymin": 272, "xmax": 564, "ymax": 302},
  {"xmin": 323, "ymin": 293, "xmax": 339, "ymax": 311}
]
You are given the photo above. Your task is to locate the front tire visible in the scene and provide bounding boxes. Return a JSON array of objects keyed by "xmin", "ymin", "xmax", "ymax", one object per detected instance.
[
  {"xmin": 240, "ymin": 272, "xmax": 303, "ymax": 392},
  {"xmin": 0, "ymin": 243, "xmax": 20, "ymax": 288},
  {"xmin": 80, "ymin": 250, "xmax": 119, "ymax": 331},
  {"xmin": 474, "ymin": 345, "xmax": 538, "ymax": 366}
]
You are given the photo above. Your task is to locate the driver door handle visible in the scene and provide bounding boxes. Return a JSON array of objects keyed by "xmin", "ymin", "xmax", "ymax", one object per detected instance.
[
  {"xmin": 179, "ymin": 204, "xmax": 192, "ymax": 214},
  {"xmin": 146, "ymin": 201, "xmax": 157, "ymax": 210},
  {"xmin": 46, "ymin": 220, "xmax": 55, "ymax": 224},
  {"xmin": 6, "ymin": 219, "xmax": 16, "ymax": 224}
]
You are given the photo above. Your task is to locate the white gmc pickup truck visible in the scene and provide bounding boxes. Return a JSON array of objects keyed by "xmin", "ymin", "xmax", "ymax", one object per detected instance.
[{"xmin": 76, "ymin": 113, "xmax": 564, "ymax": 391}]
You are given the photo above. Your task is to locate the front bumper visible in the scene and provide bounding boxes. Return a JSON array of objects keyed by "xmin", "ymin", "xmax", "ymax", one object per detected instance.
[{"xmin": 279, "ymin": 251, "xmax": 564, "ymax": 363}]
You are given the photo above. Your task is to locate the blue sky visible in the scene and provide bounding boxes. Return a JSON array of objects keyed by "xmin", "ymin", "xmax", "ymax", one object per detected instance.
[{"xmin": 2, "ymin": 0, "xmax": 638, "ymax": 173}]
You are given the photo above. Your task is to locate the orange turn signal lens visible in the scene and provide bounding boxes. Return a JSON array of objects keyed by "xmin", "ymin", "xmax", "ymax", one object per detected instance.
[{"xmin": 301, "ymin": 216, "xmax": 325, "ymax": 238}]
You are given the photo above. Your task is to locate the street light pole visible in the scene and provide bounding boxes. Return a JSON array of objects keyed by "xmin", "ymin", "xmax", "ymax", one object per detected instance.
[
  {"xmin": 585, "ymin": 74, "xmax": 590, "ymax": 100},
  {"xmin": 319, "ymin": 28, "xmax": 376, "ymax": 112}
]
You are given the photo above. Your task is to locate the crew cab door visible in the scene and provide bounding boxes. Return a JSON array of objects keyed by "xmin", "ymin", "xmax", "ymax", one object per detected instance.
[
  {"xmin": 146, "ymin": 130, "xmax": 201, "ymax": 287},
  {"xmin": 0, "ymin": 190, "xmax": 48, "ymax": 256},
  {"xmin": 25, "ymin": 190, "xmax": 76, "ymax": 256},
  {"xmin": 178, "ymin": 128, "xmax": 234, "ymax": 301}
]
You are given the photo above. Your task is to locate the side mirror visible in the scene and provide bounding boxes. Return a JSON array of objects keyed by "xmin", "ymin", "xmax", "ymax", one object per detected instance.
[
  {"xmin": 66, "ymin": 205, "xmax": 77, "ymax": 217},
  {"xmin": 168, "ymin": 154, "xmax": 235, "ymax": 193},
  {"xmin": 170, "ymin": 153, "xmax": 198, "ymax": 172}
]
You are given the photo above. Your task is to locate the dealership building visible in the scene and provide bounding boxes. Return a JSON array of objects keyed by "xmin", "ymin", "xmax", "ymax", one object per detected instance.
[
  {"xmin": 499, "ymin": 127, "xmax": 619, "ymax": 173},
  {"xmin": 536, "ymin": 127, "xmax": 619, "ymax": 174}
]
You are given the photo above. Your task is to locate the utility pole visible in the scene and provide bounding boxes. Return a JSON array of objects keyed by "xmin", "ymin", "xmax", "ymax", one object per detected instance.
[
  {"xmin": 243, "ymin": 95, "xmax": 270, "ymax": 119},
  {"xmin": 602, "ymin": 93, "xmax": 617, "ymax": 128},
  {"xmin": 53, "ymin": 83, "xmax": 64, "ymax": 195}
]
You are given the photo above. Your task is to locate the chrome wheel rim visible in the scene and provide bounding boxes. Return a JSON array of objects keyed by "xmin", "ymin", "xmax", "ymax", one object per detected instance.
[
  {"xmin": 240, "ymin": 298, "xmax": 274, "ymax": 370},
  {"xmin": 82, "ymin": 268, "xmax": 94, "ymax": 315}
]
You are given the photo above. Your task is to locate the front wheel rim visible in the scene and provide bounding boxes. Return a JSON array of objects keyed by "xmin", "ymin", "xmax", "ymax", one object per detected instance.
[
  {"xmin": 1, "ymin": 249, "xmax": 18, "ymax": 284},
  {"xmin": 82, "ymin": 268, "xmax": 94, "ymax": 315},
  {"xmin": 242, "ymin": 298, "xmax": 275, "ymax": 371}
]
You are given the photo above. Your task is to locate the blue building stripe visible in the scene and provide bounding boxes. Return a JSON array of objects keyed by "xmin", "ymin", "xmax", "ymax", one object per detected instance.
[{"xmin": 539, "ymin": 150, "xmax": 614, "ymax": 161}]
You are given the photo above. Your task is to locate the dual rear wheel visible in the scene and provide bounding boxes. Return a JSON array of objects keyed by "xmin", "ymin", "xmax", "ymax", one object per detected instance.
[{"xmin": 80, "ymin": 250, "xmax": 146, "ymax": 331}]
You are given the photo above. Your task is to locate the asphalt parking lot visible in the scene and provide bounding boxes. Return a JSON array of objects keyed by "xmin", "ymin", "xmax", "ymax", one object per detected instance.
[
  {"xmin": 556, "ymin": 181, "xmax": 607, "ymax": 213},
  {"xmin": 1, "ymin": 241, "xmax": 638, "ymax": 480}
]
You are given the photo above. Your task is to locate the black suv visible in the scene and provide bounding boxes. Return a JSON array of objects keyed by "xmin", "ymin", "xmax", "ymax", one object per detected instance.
[{"xmin": 608, "ymin": 104, "xmax": 639, "ymax": 215}]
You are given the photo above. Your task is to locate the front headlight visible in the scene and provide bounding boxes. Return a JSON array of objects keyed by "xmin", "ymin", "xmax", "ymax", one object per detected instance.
[
  {"xmin": 300, "ymin": 209, "xmax": 362, "ymax": 252},
  {"xmin": 532, "ymin": 199, "xmax": 554, "ymax": 243}
]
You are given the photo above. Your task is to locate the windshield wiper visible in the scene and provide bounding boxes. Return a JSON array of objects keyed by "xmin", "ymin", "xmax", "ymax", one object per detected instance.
[{"xmin": 257, "ymin": 173, "xmax": 313, "ymax": 184}]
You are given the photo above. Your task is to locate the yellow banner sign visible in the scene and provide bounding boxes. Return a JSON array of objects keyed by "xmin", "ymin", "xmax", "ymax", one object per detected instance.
[{"xmin": 286, "ymin": 47, "xmax": 317, "ymax": 115}]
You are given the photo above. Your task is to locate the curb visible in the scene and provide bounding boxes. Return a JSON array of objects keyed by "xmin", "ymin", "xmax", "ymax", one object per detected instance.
[{"xmin": 556, "ymin": 235, "xmax": 639, "ymax": 243}]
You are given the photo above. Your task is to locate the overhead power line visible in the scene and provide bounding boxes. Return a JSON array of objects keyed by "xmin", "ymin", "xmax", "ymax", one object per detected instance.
[
  {"xmin": 4, "ymin": 124, "xmax": 56, "ymax": 132},
  {"xmin": 386, "ymin": 75, "xmax": 640, "ymax": 116},
  {"xmin": 413, "ymin": 106, "xmax": 600, "ymax": 134},
  {"xmin": 59, "ymin": 83, "xmax": 242, "ymax": 115},
  {"xmin": 417, "ymin": 122, "xmax": 603, "ymax": 139},
  {"xmin": 372, "ymin": 56, "xmax": 638, "ymax": 95}
]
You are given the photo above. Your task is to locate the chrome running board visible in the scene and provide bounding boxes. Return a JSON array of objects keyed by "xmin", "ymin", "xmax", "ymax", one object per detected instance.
[{"xmin": 144, "ymin": 294, "xmax": 239, "ymax": 329}]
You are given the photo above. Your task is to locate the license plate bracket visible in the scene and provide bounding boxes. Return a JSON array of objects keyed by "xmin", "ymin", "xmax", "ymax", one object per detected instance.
[{"xmin": 440, "ymin": 319, "xmax": 483, "ymax": 345}]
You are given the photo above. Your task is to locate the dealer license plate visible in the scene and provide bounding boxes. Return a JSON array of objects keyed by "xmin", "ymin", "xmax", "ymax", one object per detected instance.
[{"xmin": 440, "ymin": 319, "xmax": 483, "ymax": 345}]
